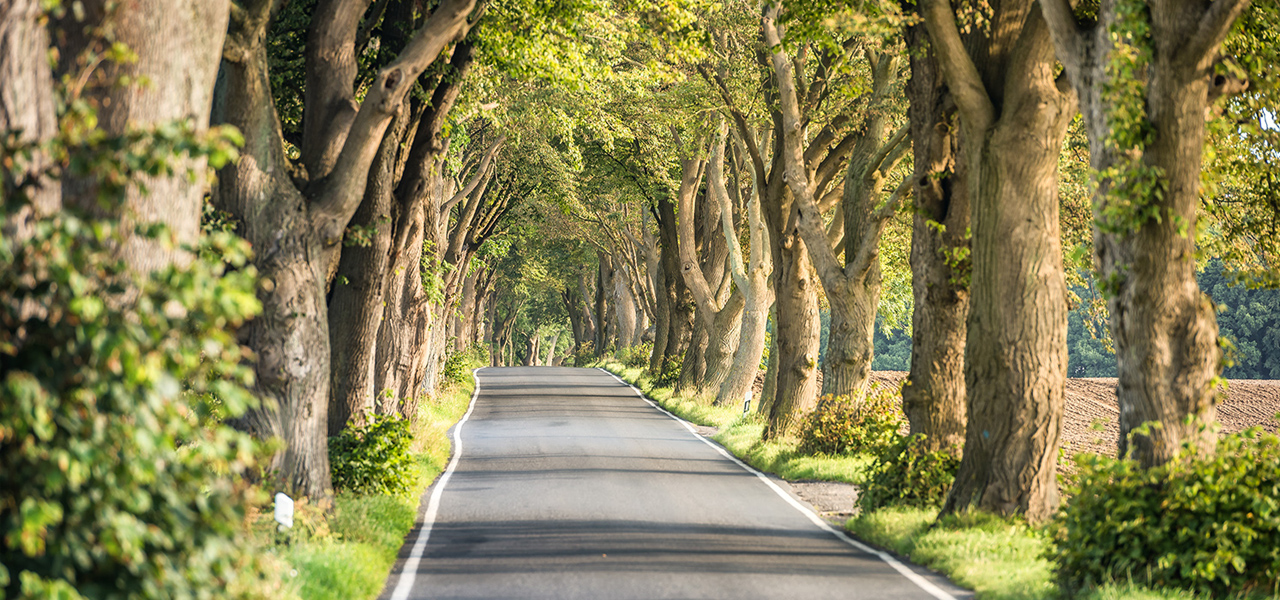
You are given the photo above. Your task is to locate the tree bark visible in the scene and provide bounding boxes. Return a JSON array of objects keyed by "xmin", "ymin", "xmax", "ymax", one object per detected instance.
[
  {"xmin": 327, "ymin": 107, "xmax": 407, "ymax": 435},
  {"xmin": 1, "ymin": 0, "xmax": 60, "ymax": 238},
  {"xmin": 613, "ymin": 260, "xmax": 638, "ymax": 350},
  {"xmin": 214, "ymin": 0, "xmax": 477, "ymax": 496},
  {"xmin": 921, "ymin": 0, "xmax": 1075, "ymax": 522},
  {"xmin": 902, "ymin": 20, "xmax": 969, "ymax": 455},
  {"xmin": 767, "ymin": 30, "xmax": 911, "ymax": 402},
  {"xmin": 654, "ymin": 190, "xmax": 695, "ymax": 377},
  {"xmin": 714, "ymin": 135, "xmax": 773, "ymax": 407},
  {"xmin": 55, "ymin": 0, "xmax": 229, "ymax": 273},
  {"xmin": 675, "ymin": 127, "xmax": 745, "ymax": 397},
  {"xmin": 1039, "ymin": 0, "xmax": 1246, "ymax": 466}
]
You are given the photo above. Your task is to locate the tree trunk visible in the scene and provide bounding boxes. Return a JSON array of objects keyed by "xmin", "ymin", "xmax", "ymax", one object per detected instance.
[
  {"xmin": 57, "ymin": 0, "xmax": 229, "ymax": 273},
  {"xmin": 327, "ymin": 109, "xmax": 406, "ymax": 436},
  {"xmin": 767, "ymin": 35, "xmax": 908, "ymax": 403},
  {"xmin": 544, "ymin": 330, "xmax": 560, "ymax": 365},
  {"xmin": 1039, "ymin": 0, "xmax": 1245, "ymax": 466},
  {"xmin": 764, "ymin": 237, "xmax": 821, "ymax": 438},
  {"xmin": 902, "ymin": 20, "xmax": 969, "ymax": 455},
  {"xmin": 595, "ymin": 251, "xmax": 612, "ymax": 352},
  {"xmin": 655, "ymin": 192, "xmax": 695, "ymax": 377},
  {"xmin": 613, "ymin": 260, "xmax": 638, "ymax": 350},
  {"xmin": 648, "ymin": 255, "xmax": 670, "ymax": 372},
  {"xmin": 757, "ymin": 306, "xmax": 780, "ymax": 417},
  {"xmin": 824, "ymin": 284, "xmax": 879, "ymax": 400},
  {"xmin": 212, "ymin": 39, "xmax": 333, "ymax": 498},
  {"xmin": 922, "ymin": 0, "xmax": 1075, "ymax": 522},
  {"xmin": 1, "ymin": 0, "xmax": 60, "ymax": 237},
  {"xmin": 677, "ymin": 317, "xmax": 709, "ymax": 393}
]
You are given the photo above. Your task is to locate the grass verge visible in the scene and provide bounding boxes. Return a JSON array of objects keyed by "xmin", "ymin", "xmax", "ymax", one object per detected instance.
[
  {"xmin": 280, "ymin": 376, "xmax": 474, "ymax": 600},
  {"xmin": 597, "ymin": 361, "xmax": 871, "ymax": 485}
]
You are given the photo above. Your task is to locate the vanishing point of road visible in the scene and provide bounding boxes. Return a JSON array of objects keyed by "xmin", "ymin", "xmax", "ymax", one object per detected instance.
[{"xmin": 380, "ymin": 366, "xmax": 971, "ymax": 600}]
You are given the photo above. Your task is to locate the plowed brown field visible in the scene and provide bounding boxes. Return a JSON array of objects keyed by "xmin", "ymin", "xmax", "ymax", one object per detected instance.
[{"xmin": 754, "ymin": 370, "xmax": 1280, "ymax": 458}]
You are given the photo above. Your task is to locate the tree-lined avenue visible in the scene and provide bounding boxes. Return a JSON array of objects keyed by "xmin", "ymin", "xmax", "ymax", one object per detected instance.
[{"xmin": 381, "ymin": 367, "xmax": 968, "ymax": 600}]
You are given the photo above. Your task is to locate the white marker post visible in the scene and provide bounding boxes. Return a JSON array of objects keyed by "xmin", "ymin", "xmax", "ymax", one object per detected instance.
[
  {"xmin": 274, "ymin": 493, "xmax": 294, "ymax": 530},
  {"xmin": 743, "ymin": 389, "xmax": 753, "ymax": 417}
]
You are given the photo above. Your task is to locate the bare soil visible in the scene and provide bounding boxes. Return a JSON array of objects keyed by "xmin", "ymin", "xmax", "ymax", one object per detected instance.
[
  {"xmin": 735, "ymin": 370, "xmax": 1280, "ymax": 515},
  {"xmin": 755, "ymin": 369, "xmax": 1280, "ymax": 458}
]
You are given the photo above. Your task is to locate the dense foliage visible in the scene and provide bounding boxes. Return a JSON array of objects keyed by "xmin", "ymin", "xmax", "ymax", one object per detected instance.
[
  {"xmin": 858, "ymin": 434, "xmax": 961, "ymax": 512},
  {"xmin": 0, "ymin": 219, "xmax": 275, "ymax": 599},
  {"xmin": 442, "ymin": 343, "xmax": 490, "ymax": 385},
  {"xmin": 796, "ymin": 386, "xmax": 901, "ymax": 456},
  {"xmin": 1061, "ymin": 262, "xmax": 1280, "ymax": 379},
  {"xmin": 328, "ymin": 415, "xmax": 416, "ymax": 495},
  {"xmin": 1050, "ymin": 428, "xmax": 1280, "ymax": 597}
]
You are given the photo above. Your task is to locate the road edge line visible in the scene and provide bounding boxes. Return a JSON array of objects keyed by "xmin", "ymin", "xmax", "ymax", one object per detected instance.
[
  {"xmin": 596, "ymin": 367, "xmax": 958, "ymax": 600},
  {"xmin": 388, "ymin": 367, "xmax": 485, "ymax": 600}
]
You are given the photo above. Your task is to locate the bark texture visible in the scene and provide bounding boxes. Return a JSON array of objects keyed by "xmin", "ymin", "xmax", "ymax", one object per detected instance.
[
  {"xmin": 922, "ymin": 0, "xmax": 1076, "ymax": 522},
  {"xmin": 902, "ymin": 20, "xmax": 970, "ymax": 454},
  {"xmin": 714, "ymin": 135, "xmax": 773, "ymax": 407},
  {"xmin": 214, "ymin": 0, "xmax": 477, "ymax": 496},
  {"xmin": 1, "ymin": 0, "xmax": 60, "ymax": 234},
  {"xmin": 1040, "ymin": 0, "xmax": 1247, "ymax": 466},
  {"xmin": 56, "ymin": 0, "xmax": 229, "ymax": 273}
]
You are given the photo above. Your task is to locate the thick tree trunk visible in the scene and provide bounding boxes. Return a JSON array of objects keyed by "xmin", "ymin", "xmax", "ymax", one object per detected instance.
[
  {"xmin": 1, "ymin": 0, "xmax": 60, "ymax": 236},
  {"xmin": 327, "ymin": 110, "xmax": 406, "ymax": 435},
  {"xmin": 757, "ymin": 314, "xmax": 780, "ymax": 417},
  {"xmin": 542, "ymin": 330, "xmax": 557, "ymax": 365},
  {"xmin": 654, "ymin": 193, "xmax": 695, "ymax": 377},
  {"xmin": 455, "ymin": 269, "xmax": 479, "ymax": 351},
  {"xmin": 595, "ymin": 252, "xmax": 612, "ymax": 352},
  {"xmin": 824, "ymin": 283, "xmax": 879, "ymax": 400},
  {"xmin": 212, "ymin": 41, "xmax": 333, "ymax": 498},
  {"xmin": 946, "ymin": 125, "xmax": 1070, "ymax": 521},
  {"xmin": 923, "ymin": 0, "xmax": 1075, "ymax": 522},
  {"xmin": 719, "ymin": 297, "xmax": 769, "ymax": 406},
  {"xmin": 677, "ymin": 317, "xmax": 709, "ymax": 393},
  {"xmin": 613, "ymin": 261, "xmax": 638, "ymax": 350},
  {"xmin": 58, "ymin": 0, "xmax": 229, "ymax": 273},
  {"xmin": 578, "ymin": 269, "xmax": 597, "ymax": 350},
  {"xmin": 902, "ymin": 21, "xmax": 969, "ymax": 454},
  {"xmin": 376, "ymin": 197, "xmax": 427, "ymax": 409},
  {"xmin": 713, "ymin": 137, "xmax": 774, "ymax": 407},
  {"xmin": 771, "ymin": 40, "xmax": 907, "ymax": 403},
  {"xmin": 764, "ymin": 237, "xmax": 821, "ymax": 438},
  {"xmin": 1039, "ymin": 0, "xmax": 1243, "ymax": 466}
]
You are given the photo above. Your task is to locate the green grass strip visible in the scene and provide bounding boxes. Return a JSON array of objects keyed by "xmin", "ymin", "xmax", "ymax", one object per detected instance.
[{"xmin": 284, "ymin": 378, "xmax": 474, "ymax": 600}]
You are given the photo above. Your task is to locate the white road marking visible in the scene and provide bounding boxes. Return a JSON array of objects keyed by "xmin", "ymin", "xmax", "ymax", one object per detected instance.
[
  {"xmin": 389, "ymin": 367, "xmax": 485, "ymax": 600},
  {"xmin": 598, "ymin": 367, "xmax": 959, "ymax": 600}
]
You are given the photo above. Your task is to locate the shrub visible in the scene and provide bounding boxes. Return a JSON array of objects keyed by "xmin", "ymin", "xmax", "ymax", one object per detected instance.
[
  {"xmin": 653, "ymin": 355, "xmax": 683, "ymax": 388},
  {"xmin": 797, "ymin": 385, "xmax": 902, "ymax": 456},
  {"xmin": 0, "ymin": 218, "xmax": 277, "ymax": 599},
  {"xmin": 619, "ymin": 342, "xmax": 653, "ymax": 368},
  {"xmin": 329, "ymin": 414, "xmax": 415, "ymax": 495},
  {"xmin": 442, "ymin": 342, "xmax": 488, "ymax": 385},
  {"xmin": 572, "ymin": 341, "xmax": 596, "ymax": 367},
  {"xmin": 1049, "ymin": 427, "xmax": 1280, "ymax": 598},
  {"xmin": 858, "ymin": 434, "xmax": 961, "ymax": 512}
]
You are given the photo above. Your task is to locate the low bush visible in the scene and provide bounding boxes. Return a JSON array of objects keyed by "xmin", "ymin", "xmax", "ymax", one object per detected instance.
[
  {"xmin": 652, "ymin": 354, "xmax": 683, "ymax": 388},
  {"xmin": 858, "ymin": 433, "xmax": 961, "ymax": 511},
  {"xmin": 1049, "ymin": 427, "xmax": 1280, "ymax": 598},
  {"xmin": 442, "ymin": 342, "xmax": 489, "ymax": 385},
  {"xmin": 572, "ymin": 341, "xmax": 596, "ymax": 367},
  {"xmin": 329, "ymin": 414, "xmax": 415, "ymax": 495},
  {"xmin": 797, "ymin": 385, "xmax": 901, "ymax": 456},
  {"xmin": 619, "ymin": 342, "xmax": 653, "ymax": 368}
]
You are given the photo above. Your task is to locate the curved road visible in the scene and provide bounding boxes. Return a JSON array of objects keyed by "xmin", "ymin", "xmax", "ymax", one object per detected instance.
[{"xmin": 380, "ymin": 366, "xmax": 970, "ymax": 600}]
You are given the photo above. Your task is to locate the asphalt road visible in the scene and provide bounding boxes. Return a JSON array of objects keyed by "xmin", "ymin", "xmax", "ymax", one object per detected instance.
[{"xmin": 380, "ymin": 366, "xmax": 971, "ymax": 600}]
